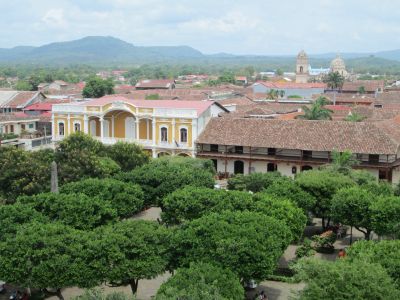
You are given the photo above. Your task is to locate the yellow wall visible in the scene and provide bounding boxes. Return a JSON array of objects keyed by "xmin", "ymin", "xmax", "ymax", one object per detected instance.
[
  {"xmin": 155, "ymin": 121, "xmax": 172, "ymax": 144},
  {"xmin": 175, "ymin": 122, "xmax": 192, "ymax": 147},
  {"xmin": 139, "ymin": 119, "xmax": 153, "ymax": 140}
]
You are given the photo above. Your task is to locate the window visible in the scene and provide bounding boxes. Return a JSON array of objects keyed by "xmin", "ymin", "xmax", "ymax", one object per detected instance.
[
  {"xmin": 9, "ymin": 125, "xmax": 14, "ymax": 133},
  {"xmin": 210, "ymin": 144, "xmax": 219, "ymax": 152},
  {"xmin": 303, "ymin": 150, "xmax": 312, "ymax": 159},
  {"xmin": 267, "ymin": 163, "xmax": 277, "ymax": 172},
  {"xmin": 369, "ymin": 154, "xmax": 379, "ymax": 164},
  {"xmin": 58, "ymin": 123, "xmax": 65, "ymax": 136},
  {"xmin": 180, "ymin": 128, "xmax": 188, "ymax": 143},
  {"xmin": 29, "ymin": 124, "xmax": 34, "ymax": 129},
  {"xmin": 74, "ymin": 122, "xmax": 81, "ymax": 132},
  {"xmin": 267, "ymin": 148, "xmax": 276, "ymax": 155},
  {"xmin": 292, "ymin": 166, "xmax": 297, "ymax": 174},
  {"xmin": 235, "ymin": 146, "xmax": 243, "ymax": 154},
  {"xmin": 21, "ymin": 124, "xmax": 25, "ymax": 130},
  {"xmin": 299, "ymin": 66, "xmax": 303, "ymax": 73},
  {"xmin": 160, "ymin": 127, "xmax": 168, "ymax": 142}
]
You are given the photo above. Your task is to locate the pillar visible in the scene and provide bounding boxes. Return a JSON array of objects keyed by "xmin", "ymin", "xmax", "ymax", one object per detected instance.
[
  {"xmin": 191, "ymin": 119, "xmax": 197, "ymax": 148},
  {"xmin": 84, "ymin": 114, "xmax": 89, "ymax": 134},
  {"xmin": 111, "ymin": 115, "xmax": 115, "ymax": 138},
  {"xmin": 135, "ymin": 118, "xmax": 139, "ymax": 140},
  {"xmin": 172, "ymin": 119, "xmax": 176, "ymax": 144},
  {"xmin": 51, "ymin": 114, "xmax": 55, "ymax": 140},
  {"xmin": 67, "ymin": 114, "xmax": 70, "ymax": 136},
  {"xmin": 100, "ymin": 117, "xmax": 104, "ymax": 140},
  {"xmin": 152, "ymin": 117, "xmax": 156, "ymax": 146}
]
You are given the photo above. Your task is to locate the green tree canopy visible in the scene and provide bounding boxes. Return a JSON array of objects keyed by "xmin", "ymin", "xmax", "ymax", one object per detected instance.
[
  {"xmin": 82, "ymin": 76, "xmax": 114, "ymax": 98},
  {"xmin": 330, "ymin": 186, "xmax": 376, "ymax": 239},
  {"xmin": 253, "ymin": 194, "xmax": 307, "ymax": 241},
  {"xmin": 0, "ymin": 222, "xmax": 95, "ymax": 300},
  {"xmin": 161, "ymin": 186, "xmax": 253, "ymax": 225},
  {"xmin": 55, "ymin": 132, "xmax": 120, "ymax": 183},
  {"xmin": 61, "ymin": 178, "xmax": 144, "ymax": 218},
  {"xmin": 0, "ymin": 203, "xmax": 49, "ymax": 242},
  {"xmin": 0, "ymin": 147, "xmax": 54, "ymax": 202},
  {"xmin": 18, "ymin": 192, "xmax": 117, "ymax": 230},
  {"xmin": 295, "ymin": 170, "xmax": 355, "ymax": 229},
  {"xmin": 227, "ymin": 172, "xmax": 282, "ymax": 192},
  {"xmin": 297, "ymin": 96, "xmax": 333, "ymax": 120},
  {"xmin": 116, "ymin": 157, "xmax": 215, "ymax": 206},
  {"xmin": 346, "ymin": 240, "xmax": 400, "ymax": 289},
  {"xmin": 87, "ymin": 220, "xmax": 170, "ymax": 295},
  {"xmin": 106, "ymin": 142, "xmax": 149, "ymax": 172},
  {"xmin": 344, "ymin": 112, "xmax": 366, "ymax": 122},
  {"xmin": 370, "ymin": 195, "xmax": 400, "ymax": 237},
  {"xmin": 296, "ymin": 258, "xmax": 400, "ymax": 300},
  {"xmin": 261, "ymin": 176, "xmax": 316, "ymax": 212},
  {"xmin": 323, "ymin": 71, "xmax": 345, "ymax": 90},
  {"xmin": 170, "ymin": 211, "xmax": 292, "ymax": 283},
  {"xmin": 155, "ymin": 262, "xmax": 244, "ymax": 300}
]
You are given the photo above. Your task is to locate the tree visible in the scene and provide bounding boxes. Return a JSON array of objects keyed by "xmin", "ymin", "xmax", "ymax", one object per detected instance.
[
  {"xmin": 55, "ymin": 132, "xmax": 120, "ymax": 183},
  {"xmin": 74, "ymin": 290, "xmax": 134, "ymax": 300},
  {"xmin": 370, "ymin": 196, "xmax": 400, "ymax": 237},
  {"xmin": 227, "ymin": 172, "xmax": 282, "ymax": 192},
  {"xmin": 60, "ymin": 178, "xmax": 144, "ymax": 218},
  {"xmin": 344, "ymin": 112, "xmax": 365, "ymax": 122},
  {"xmin": 276, "ymin": 68, "xmax": 284, "ymax": 76},
  {"xmin": 106, "ymin": 142, "xmax": 149, "ymax": 172},
  {"xmin": 253, "ymin": 194, "xmax": 307, "ymax": 242},
  {"xmin": 18, "ymin": 192, "xmax": 118, "ymax": 230},
  {"xmin": 323, "ymin": 71, "xmax": 345, "ymax": 90},
  {"xmin": 330, "ymin": 186, "xmax": 376, "ymax": 240},
  {"xmin": 296, "ymin": 258, "xmax": 400, "ymax": 300},
  {"xmin": 296, "ymin": 170, "xmax": 354, "ymax": 229},
  {"xmin": 262, "ymin": 177, "xmax": 316, "ymax": 212},
  {"xmin": 327, "ymin": 150, "xmax": 359, "ymax": 175},
  {"xmin": 0, "ymin": 222, "xmax": 95, "ymax": 300},
  {"xmin": 161, "ymin": 186, "xmax": 253, "ymax": 225},
  {"xmin": 170, "ymin": 211, "xmax": 292, "ymax": 283},
  {"xmin": 0, "ymin": 203, "xmax": 48, "ymax": 242},
  {"xmin": 297, "ymin": 96, "xmax": 333, "ymax": 120},
  {"xmin": 358, "ymin": 85, "xmax": 366, "ymax": 94},
  {"xmin": 346, "ymin": 240, "xmax": 400, "ymax": 288},
  {"xmin": 155, "ymin": 262, "xmax": 244, "ymax": 300},
  {"xmin": 87, "ymin": 220, "xmax": 170, "ymax": 295},
  {"xmin": 116, "ymin": 157, "xmax": 215, "ymax": 206},
  {"xmin": 15, "ymin": 80, "xmax": 33, "ymax": 91},
  {"xmin": 348, "ymin": 170, "xmax": 376, "ymax": 186},
  {"xmin": 0, "ymin": 147, "xmax": 54, "ymax": 202},
  {"xmin": 82, "ymin": 76, "xmax": 114, "ymax": 98}
]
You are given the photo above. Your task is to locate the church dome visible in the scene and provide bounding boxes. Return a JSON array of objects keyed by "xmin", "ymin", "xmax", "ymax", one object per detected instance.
[{"xmin": 330, "ymin": 55, "xmax": 346, "ymax": 71}]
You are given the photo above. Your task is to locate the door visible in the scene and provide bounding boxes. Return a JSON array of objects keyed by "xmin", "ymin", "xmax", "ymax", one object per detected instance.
[
  {"xmin": 125, "ymin": 117, "xmax": 136, "ymax": 139},
  {"xmin": 234, "ymin": 160, "xmax": 244, "ymax": 174},
  {"xmin": 90, "ymin": 120, "xmax": 97, "ymax": 136}
]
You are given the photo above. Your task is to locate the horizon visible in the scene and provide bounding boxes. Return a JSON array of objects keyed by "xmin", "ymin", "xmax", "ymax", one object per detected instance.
[{"xmin": 1, "ymin": 0, "xmax": 399, "ymax": 55}]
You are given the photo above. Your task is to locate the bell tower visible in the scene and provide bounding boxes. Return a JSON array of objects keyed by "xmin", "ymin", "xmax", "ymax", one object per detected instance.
[{"xmin": 296, "ymin": 50, "xmax": 309, "ymax": 83}]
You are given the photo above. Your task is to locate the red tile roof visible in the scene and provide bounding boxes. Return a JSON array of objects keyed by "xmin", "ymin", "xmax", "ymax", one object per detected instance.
[
  {"xmin": 135, "ymin": 79, "xmax": 175, "ymax": 89},
  {"xmin": 342, "ymin": 80, "xmax": 384, "ymax": 93}
]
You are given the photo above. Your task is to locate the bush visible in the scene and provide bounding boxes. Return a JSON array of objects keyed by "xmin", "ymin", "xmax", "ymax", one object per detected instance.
[
  {"xmin": 295, "ymin": 238, "xmax": 315, "ymax": 259},
  {"xmin": 227, "ymin": 172, "xmax": 282, "ymax": 192}
]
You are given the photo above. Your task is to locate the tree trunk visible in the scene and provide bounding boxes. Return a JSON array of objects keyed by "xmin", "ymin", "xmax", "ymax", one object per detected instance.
[
  {"xmin": 129, "ymin": 279, "xmax": 139, "ymax": 295},
  {"xmin": 365, "ymin": 229, "xmax": 372, "ymax": 240},
  {"xmin": 56, "ymin": 288, "xmax": 64, "ymax": 300},
  {"xmin": 322, "ymin": 216, "xmax": 326, "ymax": 230}
]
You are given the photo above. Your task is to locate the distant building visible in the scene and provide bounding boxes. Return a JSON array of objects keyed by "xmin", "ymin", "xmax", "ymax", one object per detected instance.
[
  {"xmin": 295, "ymin": 50, "xmax": 310, "ymax": 83},
  {"xmin": 252, "ymin": 81, "xmax": 326, "ymax": 98},
  {"xmin": 235, "ymin": 76, "xmax": 248, "ymax": 86},
  {"xmin": 135, "ymin": 79, "xmax": 176, "ymax": 90},
  {"xmin": 330, "ymin": 54, "xmax": 348, "ymax": 77},
  {"xmin": 0, "ymin": 91, "xmax": 45, "ymax": 113}
]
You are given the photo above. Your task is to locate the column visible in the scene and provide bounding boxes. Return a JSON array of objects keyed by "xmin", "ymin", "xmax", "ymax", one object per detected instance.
[
  {"xmin": 67, "ymin": 114, "xmax": 70, "ymax": 136},
  {"xmin": 135, "ymin": 118, "xmax": 140, "ymax": 140},
  {"xmin": 51, "ymin": 114, "xmax": 55, "ymax": 140},
  {"xmin": 83, "ymin": 114, "xmax": 89, "ymax": 134},
  {"xmin": 111, "ymin": 115, "xmax": 115, "ymax": 138},
  {"xmin": 172, "ymin": 119, "xmax": 176, "ymax": 145},
  {"xmin": 146, "ymin": 119, "xmax": 150, "ymax": 140},
  {"xmin": 152, "ymin": 117, "xmax": 156, "ymax": 146},
  {"xmin": 191, "ymin": 119, "xmax": 197, "ymax": 149},
  {"xmin": 100, "ymin": 117, "xmax": 104, "ymax": 141}
]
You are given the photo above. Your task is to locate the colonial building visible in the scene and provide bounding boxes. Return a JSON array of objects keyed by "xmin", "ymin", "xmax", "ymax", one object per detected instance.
[
  {"xmin": 330, "ymin": 54, "xmax": 348, "ymax": 77},
  {"xmin": 196, "ymin": 118, "xmax": 400, "ymax": 183},
  {"xmin": 52, "ymin": 96, "xmax": 226, "ymax": 157},
  {"xmin": 252, "ymin": 81, "xmax": 326, "ymax": 98}
]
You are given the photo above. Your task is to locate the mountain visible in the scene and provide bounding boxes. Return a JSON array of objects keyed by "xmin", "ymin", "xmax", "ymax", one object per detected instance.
[{"xmin": 0, "ymin": 36, "xmax": 205, "ymax": 64}]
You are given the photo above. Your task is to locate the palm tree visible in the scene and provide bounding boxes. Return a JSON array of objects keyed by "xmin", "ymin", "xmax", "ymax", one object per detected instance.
[
  {"xmin": 324, "ymin": 71, "xmax": 345, "ymax": 90},
  {"xmin": 279, "ymin": 90, "xmax": 285, "ymax": 98},
  {"xmin": 266, "ymin": 89, "xmax": 279, "ymax": 100},
  {"xmin": 330, "ymin": 150, "xmax": 359, "ymax": 174},
  {"xmin": 297, "ymin": 96, "xmax": 333, "ymax": 120},
  {"xmin": 344, "ymin": 112, "xmax": 365, "ymax": 122}
]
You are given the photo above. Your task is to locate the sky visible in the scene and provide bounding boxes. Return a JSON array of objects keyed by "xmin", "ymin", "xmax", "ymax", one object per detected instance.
[{"xmin": 1, "ymin": 0, "xmax": 400, "ymax": 55}]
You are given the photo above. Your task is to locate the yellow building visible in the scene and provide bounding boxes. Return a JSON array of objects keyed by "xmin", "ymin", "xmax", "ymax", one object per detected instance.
[{"xmin": 52, "ymin": 95, "xmax": 226, "ymax": 157}]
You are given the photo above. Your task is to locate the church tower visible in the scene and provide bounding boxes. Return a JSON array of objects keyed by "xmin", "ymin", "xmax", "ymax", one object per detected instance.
[{"xmin": 296, "ymin": 50, "xmax": 309, "ymax": 83}]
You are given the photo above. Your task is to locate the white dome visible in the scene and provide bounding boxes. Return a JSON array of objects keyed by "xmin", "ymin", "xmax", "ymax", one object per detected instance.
[{"xmin": 330, "ymin": 55, "xmax": 346, "ymax": 70}]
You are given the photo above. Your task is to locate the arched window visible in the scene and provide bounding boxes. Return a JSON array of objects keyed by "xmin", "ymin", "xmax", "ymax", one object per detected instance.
[
  {"xmin": 161, "ymin": 127, "xmax": 168, "ymax": 142},
  {"xmin": 299, "ymin": 66, "xmax": 303, "ymax": 73},
  {"xmin": 58, "ymin": 122, "xmax": 65, "ymax": 136},
  {"xmin": 74, "ymin": 122, "xmax": 81, "ymax": 132},
  {"xmin": 180, "ymin": 128, "xmax": 188, "ymax": 143}
]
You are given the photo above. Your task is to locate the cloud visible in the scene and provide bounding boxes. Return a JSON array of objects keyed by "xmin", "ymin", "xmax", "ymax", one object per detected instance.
[{"xmin": 0, "ymin": 0, "xmax": 399, "ymax": 55}]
